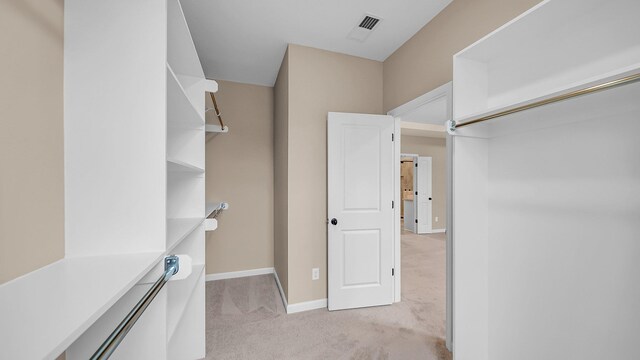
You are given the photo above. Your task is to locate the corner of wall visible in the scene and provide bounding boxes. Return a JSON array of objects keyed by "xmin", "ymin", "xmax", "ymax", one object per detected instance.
[{"xmin": 273, "ymin": 45, "xmax": 290, "ymax": 300}]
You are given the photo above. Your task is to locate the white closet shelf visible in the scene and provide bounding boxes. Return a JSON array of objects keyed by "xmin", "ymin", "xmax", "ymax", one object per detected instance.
[
  {"xmin": 167, "ymin": 0, "xmax": 205, "ymax": 80},
  {"xmin": 167, "ymin": 217, "xmax": 204, "ymax": 252},
  {"xmin": 167, "ymin": 64, "xmax": 205, "ymax": 128},
  {"xmin": 167, "ymin": 158, "xmax": 205, "ymax": 173},
  {"xmin": 0, "ymin": 252, "xmax": 164, "ymax": 360},
  {"xmin": 205, "ymin": 124, "xmax": 229, "ymax": 135},
  {"xmin": 167, "ymin": 265, "xmax": 205, "ymax": 341},
  {"xmin": 452, "ymin": 0, "xmax": 640, "ymax": 119},
  {"xmin": 204, "ymin": 218, "xmax": 218, "ymax": 232}
]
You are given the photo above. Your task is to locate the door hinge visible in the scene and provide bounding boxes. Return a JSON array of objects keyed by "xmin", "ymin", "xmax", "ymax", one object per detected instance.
[
  {"xmin": 415, "ymin": 191, "xmax": 418, "ymax": 195},
  {"xmin": 415, "ymin": 163, "xmax": 418, "ymax": 167},
  {"xmin": 415, "ymin": 219, "xmax": 418, "ymax": 224},
  {"xmin": 392, "ymin": 133, "xmax": 395, "ymax": 141},
  {"xmin": 392, "ymin": 200, "xmax": 394, "ymax": 209},
  {"xmin": 392, "ymin": 268, "xmax": 395, "ymax": 276}
]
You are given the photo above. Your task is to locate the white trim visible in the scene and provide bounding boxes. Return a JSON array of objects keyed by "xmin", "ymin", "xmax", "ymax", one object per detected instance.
[
  {"xmin": 286, "ymin": 299, "xmax": 328, "ymax": 314},
  {"xmin": 388, "ymin": 82, "xmax": 453, "ymax": 124},
  {"xmin": 273, "ymin": 270, "xmax": 288, "ymax": 311},
  {"xmin": 430, "ymin": 228, "xmax": 446, "ymax": 234},
  {"xmin": 388, "ymin": 82, "xmax": 454, "ymax": 344},
  {"xmin": 205, "ymin": 269, "xmax": 325, "ymax": 315},
  {"xmin": 394, "ymin": 118, "xmax": 402, "ymax": 303},
  {"xmin": 205, "ymin": 267, "xmax": 274, "ymax": 281}
]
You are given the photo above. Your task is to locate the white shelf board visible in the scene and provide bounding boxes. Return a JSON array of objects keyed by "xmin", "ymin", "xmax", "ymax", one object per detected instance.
[
  {"xmin": 167, "ymin": 0, "xmax": 204, "ymax": 79},
  {"xmin": 204, "ymin": 218, "xmax": 218, "ymax": 232},
  {"xmin": 167, "ymin": 217, "xmax": 204, "ymax": 252},
  {"xmin": 167, "ymin": 265, "xmax": 205, "ymax": 341},
  {"xmin": 167, "ymin": 128, "xmax": 204, "ymax": 170},
  {"xmin": 205, "ymin": 124, "xmax": 229, "ymax": 134},
  {"xmin": 0, "ymin": 252, "xmax": 164, "ymax": 360},
  {"xmin": 167, "ymin": 158, "xmax": 205, "ymax": 173},
  {"xmin": 167, "ymin": 64, "xmax": 205, "ymax": 129},
  {"xmin": 452, "ymin": 0, "xmax": 640, "ymax": 119}
]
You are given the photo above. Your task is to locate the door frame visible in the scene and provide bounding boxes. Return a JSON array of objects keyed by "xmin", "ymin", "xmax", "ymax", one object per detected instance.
[{"xmin": 387, "ymin": 82, "xmax": 453, "ymax": 351}]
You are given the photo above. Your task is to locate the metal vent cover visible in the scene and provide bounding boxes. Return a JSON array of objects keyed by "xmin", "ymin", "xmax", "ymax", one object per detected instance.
[{"xmin": 358, "ymin": 15, "xmax": 380, "ymax": 30}]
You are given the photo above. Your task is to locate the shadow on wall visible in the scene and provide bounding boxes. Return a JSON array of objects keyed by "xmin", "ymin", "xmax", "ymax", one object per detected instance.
[{"xmin": 5, "ymin": 0, "xmax": 64, "ymax": 41}]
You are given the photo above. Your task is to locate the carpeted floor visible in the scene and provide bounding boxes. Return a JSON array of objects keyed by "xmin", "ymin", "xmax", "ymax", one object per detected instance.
[{"xmin": 205, "ymin": 231, "xmax": 450, "ymax": 360}]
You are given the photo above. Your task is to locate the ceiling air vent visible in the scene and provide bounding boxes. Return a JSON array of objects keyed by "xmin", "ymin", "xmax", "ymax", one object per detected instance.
[
  {"xmin": 359, "ymin": 16, "xmax": 380, "ymax": 30},
  {"xmin": 348, "ymin": 14, "xmax": 383, "ymax": 42}
]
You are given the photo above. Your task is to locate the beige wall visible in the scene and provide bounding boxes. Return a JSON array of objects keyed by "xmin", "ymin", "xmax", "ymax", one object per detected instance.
[
  {"xmin": 205, "ymin": 80, "xmax": 274, "ymax": 274},
  {"xmin": 401, "ymin": 136, "xmax": 447, "ymax": 229},
  {"xmin": 0, "ymin": 0, "xmax": 65, "ymax": 284},
  {"xmin": 286, "ymin": 44, "xmax": 383, "ymax": 304},
  {"xmin": 383, "ymin": 0, "xmax": 541, "ymax": 112},
  {"xmin": 273, "ymin": 49, "xmax": 290, "ymax": 298}
]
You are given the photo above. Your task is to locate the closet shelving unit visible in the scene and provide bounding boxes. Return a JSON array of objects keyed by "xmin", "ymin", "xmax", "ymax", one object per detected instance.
[
  {"xmin": 0, "ymin": 1, "xmax": 217, "ymax": 359},
  {"xmin": 450, "ymin": 1, "xmax": 640, "ymax": 359}
]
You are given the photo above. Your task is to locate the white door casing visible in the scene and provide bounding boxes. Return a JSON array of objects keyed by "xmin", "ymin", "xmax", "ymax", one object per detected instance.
[
  {"xmin": 416, "ymin": 156, "xmax": 433, "ymax": 234},
  {"xmin": 328, "ymin": 112, "xmax": 395, "ymax": 311}
]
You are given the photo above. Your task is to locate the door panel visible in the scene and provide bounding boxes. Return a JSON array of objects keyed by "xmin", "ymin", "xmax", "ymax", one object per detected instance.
[
  {"xmin": 328, "ymin": 112, "xmax": 394, "ymax": 311},
  {"xmin": 417, "ymin": 156, "xmax": 433, "ymax": 234},
  {"xmin": 342, "ymin": 230, "xmax": 381, "ymax": 287},
  {"xmin": 343, "ymin": 126, "xmax": 381, "ymax": 211}
]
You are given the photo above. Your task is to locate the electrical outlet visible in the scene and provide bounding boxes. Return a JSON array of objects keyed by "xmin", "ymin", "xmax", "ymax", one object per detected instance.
[
  {"xmin": 312, "ymin": 268, "xmax": 320, "ymax": 280},
  {"xmin": 435, "ymin": 216, "xmax": 439, "ymax": 222}
]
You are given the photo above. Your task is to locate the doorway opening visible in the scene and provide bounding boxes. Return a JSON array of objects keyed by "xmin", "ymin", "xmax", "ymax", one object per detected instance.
[
  {"xmin": 388, "ymin": 82, "xmax": 453, "ymax": 351},
  {"xmin": 400, "ymin": 154, "xmax": 435, "ymax": 234}
]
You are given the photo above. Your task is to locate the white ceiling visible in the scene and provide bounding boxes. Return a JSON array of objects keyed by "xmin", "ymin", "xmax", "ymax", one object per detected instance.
[{"xmin": 181, "ymin": 0, "xmax": 453, "ymax": 86}]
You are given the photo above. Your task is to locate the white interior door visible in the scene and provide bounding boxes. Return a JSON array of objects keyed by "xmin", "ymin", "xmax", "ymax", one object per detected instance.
[
  {"xmin": 328, "ymin": 112, "xmax": 395, "ymax": 311},
  {"xmin": 416, "ymin": 156, "xmax": 433, "ymax": 234}
]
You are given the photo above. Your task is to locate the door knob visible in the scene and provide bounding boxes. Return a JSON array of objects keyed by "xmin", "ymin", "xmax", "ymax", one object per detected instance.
[{"xmin": 331, "ymin": 218, "xmax": 338, "ymax": 225}]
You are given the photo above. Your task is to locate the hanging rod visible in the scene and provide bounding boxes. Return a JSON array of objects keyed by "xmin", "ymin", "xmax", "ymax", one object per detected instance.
[
  {"xmin": 207, "ymin": 201, "xmax": 228, "ymax": 219},
  {"xmin": 207, "ymin": 91, "xmax": 226, "ymax": 130},
  {"xmin": 90, "ymin": 256, "xmax": 180, "ymax": 360},
  {"xmin": 451, "ymin": 71, "xmax": 640, "ymax": 131}
]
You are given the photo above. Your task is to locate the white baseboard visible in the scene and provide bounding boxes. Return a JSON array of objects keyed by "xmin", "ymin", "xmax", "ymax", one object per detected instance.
[
  {"xmin": 273, "ymin": 271, "xmax": 325, "ymax": 314},
  {"xmin": 286, "ymin": 298, "xmax": 327, "ymax": 314},
  {"xmin": 430, "ymin": 228, "xmax": 446, "ymax": 234},
  {"xmin": 205, "ymin": 267, "xmax": 274, "ymax": 281},
  {"xmin": 273, "ymin": 270, "xmax": 288, "ymax": 310},
  {"xmin": 207, "ymin": 267, "xmax": 326, "ymax": 314}
]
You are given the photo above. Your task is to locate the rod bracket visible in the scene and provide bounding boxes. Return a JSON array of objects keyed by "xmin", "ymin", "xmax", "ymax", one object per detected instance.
[
  {"xmin": 446, "ymin": 120, "xmax": 457, "ymax": 134},
  {"xmin": 165, "ymin": 255, "xmax": 179, "ymax": 277}
]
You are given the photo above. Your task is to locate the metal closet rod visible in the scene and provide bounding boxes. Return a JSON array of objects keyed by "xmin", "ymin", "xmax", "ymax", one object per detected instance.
[
  {"xmin": 90, "ymin": 256, "xmax": 180, "ymax": 360},
  {"xmin": 452, "ymin": 71, "xmax": 640, "ymax": 130},
  {"xmin": 208, "ymin": 90, "xmax": 225, "ymax": 130}
]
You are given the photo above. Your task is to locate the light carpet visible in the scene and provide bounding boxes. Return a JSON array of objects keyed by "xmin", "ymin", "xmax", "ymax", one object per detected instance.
[{"xmin": 205, "ymin": 232, "xmax": 450, "ymax": 360}]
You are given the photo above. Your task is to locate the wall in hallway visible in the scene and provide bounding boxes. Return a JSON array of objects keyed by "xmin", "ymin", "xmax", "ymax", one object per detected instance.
[
  {"xmin": 205, "ymin": 80, "xmax": 275, "ymax": 275},
  {"xmin": 0, "ymin": 0, "xmax": 65, "ymax": 284},
  {"xmin": 401, "ymin": 135, "xmax": 447, "ymax": 230},
  {"xmin": 383, "ymin": 0, "xmax": 541, "ymax": 112}
]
